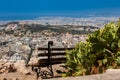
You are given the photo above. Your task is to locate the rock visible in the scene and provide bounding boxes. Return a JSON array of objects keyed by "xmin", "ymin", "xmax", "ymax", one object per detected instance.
[
  {"xmin": 21, "ymin": 45, "xmax": 31, "ymax": 53},
  {"xmin": 28, "ymin": 57, "xmax": 39, "ymax": 66},
  {"xmin": 0, "ymin": 62, "xmax": 16, "ymax": 74},
  {"xmin": 38, "ymin": 77, "xmax": 42, "ymax": 80},
  {"xmin": 1, "ymin": 77, "xmax": 7, "ymax": 80},
  {"xmin": 105, "ymin": 69, "xmax": 120, "ymax": 74},
  {"xmin": 11, "ymin": 78, "xmax": 19, "ymax": 80},
  {"xmin": 0, "ymin": 66, "xmax": 7, "ymax": 74},
  {"xmin": 0, "ymin": 60, "xmax": 8, "ymax": 66},
  {"xmin": 7, "ymin": 64, "xmax": 16, "ymax": 72},
  {"xmin": 14, "ymin": 60, "xmax": 31, "ymax": 74}
]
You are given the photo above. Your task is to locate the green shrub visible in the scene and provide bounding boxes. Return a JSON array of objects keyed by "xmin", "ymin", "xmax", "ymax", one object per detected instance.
[{"xmin": 64, "ymin": 19, "xmax": 120, "ymax": 77}]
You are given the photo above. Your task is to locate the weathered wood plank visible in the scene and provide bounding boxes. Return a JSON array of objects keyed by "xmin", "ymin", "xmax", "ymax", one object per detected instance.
[
  {"xmin": 38, "ymin": 52, "xmax": 66, "ymax": 56},
  {"xmin": 37, "ymin": 47, "xmax": 74, "ymax": 51}
]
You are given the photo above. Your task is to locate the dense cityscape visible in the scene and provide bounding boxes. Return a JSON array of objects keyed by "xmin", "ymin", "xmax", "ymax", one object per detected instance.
[
  {"xmin": 0, "ymin": 16, "xmax": 119, "ymax": 62},
  {"xmin": 0, "ymin": 16, "xmax": 119, "ymax": 80}
]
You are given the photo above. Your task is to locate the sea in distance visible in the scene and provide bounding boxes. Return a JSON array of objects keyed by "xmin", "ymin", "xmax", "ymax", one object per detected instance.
[{"xmin": 0, "ymin": 13, "xmax": 120, "ymax": 21}]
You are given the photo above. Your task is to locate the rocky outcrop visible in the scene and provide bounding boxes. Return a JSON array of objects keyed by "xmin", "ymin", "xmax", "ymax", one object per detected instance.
[
  {"xmin": 0, "ymin": 60, "xmax": 41, "ymax": 80},
  {"xmin": 0, "ymin": 60, "xmax": 32, "ymax": 74},
  {"xmin": 0, "ymin": 72, "xmax": 41, "ymax": 80},
  {"xmin": 14, "ymin": 60, "xmax": 32, "ymax": 74},
  {"xmin": 28, "ymin": 57, "xmax": 40, "ymax": 66},
  {"xmin": 0, "ymin": 61, "xmax": 16, "ymax": 74}
]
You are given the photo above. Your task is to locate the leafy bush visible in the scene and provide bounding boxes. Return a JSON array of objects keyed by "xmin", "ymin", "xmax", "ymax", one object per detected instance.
[{"xmin": 64, "ymin": 19, "xmax": 120, "ymax": 77}]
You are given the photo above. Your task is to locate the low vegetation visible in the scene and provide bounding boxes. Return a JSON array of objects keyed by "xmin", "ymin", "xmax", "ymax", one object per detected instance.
[{"xmin": 64, "ymin": 19, "xmax": 120, "ymax": 76}]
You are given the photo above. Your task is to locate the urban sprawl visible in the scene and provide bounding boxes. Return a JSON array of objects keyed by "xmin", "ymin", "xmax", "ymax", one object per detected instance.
[{"xmin": 0, "ymin": 16, "xmax": 119, "ymax": 63}]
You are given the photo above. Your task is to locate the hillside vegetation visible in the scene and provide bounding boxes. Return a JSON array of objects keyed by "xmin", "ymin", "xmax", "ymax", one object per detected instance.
[{"xmin": 64, "ymin": 19, "xmax": 120, "ymax": 76}]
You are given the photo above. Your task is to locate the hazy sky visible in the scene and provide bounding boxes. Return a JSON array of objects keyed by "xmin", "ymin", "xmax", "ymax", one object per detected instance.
[{"xmin": 0, "ymin": 0, "xmax": 120, "ymax": 16}]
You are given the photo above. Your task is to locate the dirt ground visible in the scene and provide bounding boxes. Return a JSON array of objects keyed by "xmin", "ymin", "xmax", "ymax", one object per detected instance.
[
  {"xmin": 0, "ymin": 72, "xmax": 42, "ymax": 80},
  {"xmin": 1, "ymin": 63, "xmax": 120, "ymax": 80},
  {"xmin": 0, "ymin": 63, "xmax": 65, "ymax": 80}
]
